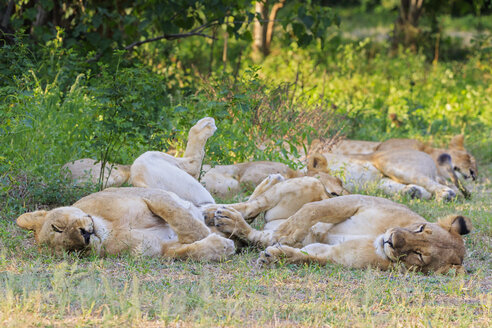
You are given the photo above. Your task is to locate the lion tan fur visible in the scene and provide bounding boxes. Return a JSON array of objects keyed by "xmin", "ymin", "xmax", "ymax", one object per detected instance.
[
  {"xmin": 129, "ymin": 117, "xmax": 217, "ymax": 206},
  {"xmin": 62, "ymin": 159, "xmax": 131, "ymax": 188},
  {"xmin": 17, "ymin": 187, "xmax": 235, "ymax": 260},
  {"xmin": 201, "ymin": 154, "xmax": 348, "ymax": 199},
  {"xmin": 201, "ymin": 161, "xmax": 298, "ymax": 199},
  {"xmin": 316, "ymin": 137, "xmax": 477, "ymax": 201},
  {"xmin": 206, "ymin": 177, "xmax": 471, "ymax": 273},
  {"xmin": 62, "ymin": 117, "xmax": 216, "ymax": 195},
  {"xmin": 327, "ymin": 135, "xmax": 477, "ymax": 182}
]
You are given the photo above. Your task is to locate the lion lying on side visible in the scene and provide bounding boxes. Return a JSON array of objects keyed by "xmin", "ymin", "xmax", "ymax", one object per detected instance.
[
  {"xmin": 201, "ymin": 154, "xmax": 349, "ymax": 199},
  {"xmin": 62, "ymin": 117, "xmax": 217, "ymax": 189},
  {"xmin": 321, "ymin": 148, "xmax": 469, "ymax": 201},
  {"xmin": 207, "ymin": 175, "xmax": 471, "ymax": 274},
  {"xmin": 17, "ymin": 187, "xmax": 235, "ymax": 260},
  {"xmin": 338, "ymin": 148, "xmax": 468, "ymax": 201},
  {"xmin": 326, "ymin": 135, "xmax": 477, "ymax": 182}
]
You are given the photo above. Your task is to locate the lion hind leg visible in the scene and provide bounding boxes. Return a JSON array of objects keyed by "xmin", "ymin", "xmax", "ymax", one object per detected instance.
[
  {"xmin": 162, "ymin": 233, "xmax": 235, "ymax": 261},
  {"xmin": 143, "ymin": 194, "xmax": 210, "ymax": 244},
  {"xmin": 248, "ymin": 174, "xmax": 286, "ymax": 200}
]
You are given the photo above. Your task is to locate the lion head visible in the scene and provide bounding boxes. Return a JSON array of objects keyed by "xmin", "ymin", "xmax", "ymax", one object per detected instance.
[
  {"xmin": 307, "ymin": 153, "xmax": 350, "ymax": 196},
  {"xmin": 447, "ymin": 135, "xmax": 478, "ymax": 181},
  {"xmin": 375, "ymin": 215, "xmax": 472, "ymax": 273},
  {"xmin": 17, "ymin": 207, "xmax": 103, "ymax": 253}
]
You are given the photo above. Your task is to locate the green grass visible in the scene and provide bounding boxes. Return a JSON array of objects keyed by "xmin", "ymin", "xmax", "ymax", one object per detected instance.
[{"xmin": 0, "ymin": 165, "xmax": 490, "ymax": 327}]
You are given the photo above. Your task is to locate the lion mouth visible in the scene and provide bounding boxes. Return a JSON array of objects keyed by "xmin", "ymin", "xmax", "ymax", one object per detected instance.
[{"xmin": 375, "ymin": 233, "xmax": 399, "ymax": 262}]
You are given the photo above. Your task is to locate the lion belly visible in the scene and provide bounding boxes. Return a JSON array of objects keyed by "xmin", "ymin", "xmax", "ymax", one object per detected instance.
[
  {"xmin": 131, "ymin": 151, "xmax": 215, "ymax": 205},
  {"xmin": 316, "ymin": 207, "xmax": 425, "ymax": 245},
  {"xmin": 128, "ymin": 226, "xmax": 178, "ymax": 256}
]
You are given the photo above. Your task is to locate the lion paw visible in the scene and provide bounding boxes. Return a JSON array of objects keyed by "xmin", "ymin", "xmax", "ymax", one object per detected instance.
[
  {"xmin": 256, "ymin": 245, "xmax": 282, "ymax": 267},
  {"xmin": 268, "ymin": 173, "xmax": 285, "ymax": 183},
  {"xmin": 249, "ymin": 174, "xmax": 285, "ymax": 200},
  {"xmin": 214, "ymin": 206, "xmax": 246, "ymax": 235},
  {"xmin": 197, "ymin": 233, "xmax": 236, "ymax": 261},
  {"xmin": 402, "ymin": 185, "xmax": 423, "ymax": 199},
  {"xmin": 436, "ymin": 188, "xmax": 457, "ymax": 202},
  {"xmin": 201, "ymin": 204, "xmax": 222, "ymax": 226}
]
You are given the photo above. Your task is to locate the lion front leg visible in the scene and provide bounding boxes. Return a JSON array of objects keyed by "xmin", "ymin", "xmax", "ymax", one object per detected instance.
[
  {"xmin": 258, "ymin": 239, "xmax": 390, "ymax": 270},
  {"xmin": 257, "ymin": 244, "xmax": 316, "ymax": 266},
  {"xmin": 201, "ymin": 175, "xmax": 287, "ymax": 222},
  {"xmin": 213, "ymin": 207, "xmax": 275, "ymax": 247},
  {"xmin": 378, "ymin": 178, "xmax": 432, "ymax": 200},
  {"xmin": 273, "ymin": 196, "xmax": 360, "ymax": 246}
]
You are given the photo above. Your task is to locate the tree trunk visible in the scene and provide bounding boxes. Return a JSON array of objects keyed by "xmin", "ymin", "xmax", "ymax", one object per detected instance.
[
  {"xmin": 1, "ymin": 1, "xmax": 15, "ymax": 29},
  {"xmin": 392, "ymin": 0, "xmax": 424, "ymax": 51},
  {"xmin": 253, "ymin": 1, "xmax": 269, "ymax": 60},
  {"xmin": 252, "ymin": 0, "xmax": 285, "ymax": 60},
  {"xmin": 0, "ymin": 0, "xmax": 15, "ymax": 44}
]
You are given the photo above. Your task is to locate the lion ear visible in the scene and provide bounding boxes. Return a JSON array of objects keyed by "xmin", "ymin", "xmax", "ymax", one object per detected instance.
[
  {"xmin": 17, "ymin": 210, "xmax": 48, "ymax": 232},
  {"xmin": 449, "ymin": 134, "xmax": 465, "ymax": 150},
  {"xmin": 438, "ymin": 215, "xmax": 472, "ymax": 235},
  {"xmin": 308, "ymin": 153, "xmax": 328, "ymax": 171}
]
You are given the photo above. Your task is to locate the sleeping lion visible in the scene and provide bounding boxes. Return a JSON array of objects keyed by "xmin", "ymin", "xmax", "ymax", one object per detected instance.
[
  {"xmin": 17, "ymin": 187, "xmax": 235, "ymax": 260},
  {"xmin": 62, "ymin": 117, "xmax": 217, "ymax": 189},
  {"xmin": 323, "ymin": 134, "xmax": 477, "ymax": 183},
  {"xmin": 207, "ymin": 175, "xmax": 472, "ymax": 274}
]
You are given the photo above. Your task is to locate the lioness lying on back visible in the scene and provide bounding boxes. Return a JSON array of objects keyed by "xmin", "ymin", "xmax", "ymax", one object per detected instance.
[
  {"xmin": 17, "ymin": 187, "xmax": 235, "ymax": 260},
  {"xmin": 206, "ymin": 175, "xmax": 471, "ymax": 274},
  {"xmin": 62, "ymin": 117, "xmax": 217, "ymax": 189}
]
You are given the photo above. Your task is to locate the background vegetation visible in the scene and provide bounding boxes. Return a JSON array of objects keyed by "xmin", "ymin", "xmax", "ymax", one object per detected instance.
[{"xmin": 0, "ymin": 0, "xmax": 491, "ymax": 326}]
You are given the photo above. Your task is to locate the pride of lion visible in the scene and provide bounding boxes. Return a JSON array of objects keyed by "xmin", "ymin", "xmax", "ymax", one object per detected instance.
[{"xmin": 17, "ymin": 116, "xmax": 477, "ymax": 274}]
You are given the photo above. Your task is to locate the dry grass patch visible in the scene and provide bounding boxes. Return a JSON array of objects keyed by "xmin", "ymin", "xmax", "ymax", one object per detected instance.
[{"xmin": 0, "ymin": 166, "xmax": 490, "ymax": 327}]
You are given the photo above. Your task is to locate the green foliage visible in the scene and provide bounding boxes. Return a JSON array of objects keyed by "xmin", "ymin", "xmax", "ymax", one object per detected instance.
[
  {"xmin": 278, "ymin": 0, "xmax": 340, "ymax": 48},
  {"xmin": 259, "ymin": 40, "xmax": 492, "ymax": 162},
  {"xmin": 5, "ymin": 0, "xmax": 255, "ymax": 54}
]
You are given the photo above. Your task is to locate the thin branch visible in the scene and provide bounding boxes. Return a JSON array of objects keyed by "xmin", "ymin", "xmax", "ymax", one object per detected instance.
[
  {"xmin": 124, "ymin": 21, "xmax": 219, "ymax": 51},
  {"xmin": 125, "ymin": 32, "xmax": 216, "ymax": 50}
]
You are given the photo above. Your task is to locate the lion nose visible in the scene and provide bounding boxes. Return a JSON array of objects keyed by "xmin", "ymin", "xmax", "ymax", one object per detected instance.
[
  {"xmin": 391, "ymin": 231, "xmax": 406, "ymax": 249},
  {"xmin": 470, "ymin": 170, "xmax": 476, "ymax": 181},
  {"xmin": 79, "ymin": 228, "xmax": 93, "ymax": 245}
]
